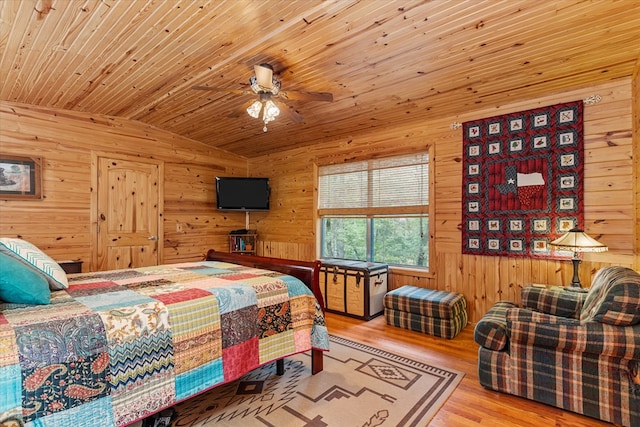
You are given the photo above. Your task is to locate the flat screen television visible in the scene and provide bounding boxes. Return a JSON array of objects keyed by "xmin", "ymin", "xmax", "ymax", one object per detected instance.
[{"xmin": 215, "ymin": 177, "xmax": 270, "ymax": 211}]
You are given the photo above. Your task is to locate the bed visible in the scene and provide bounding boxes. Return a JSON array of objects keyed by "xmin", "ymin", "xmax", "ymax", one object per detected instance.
[{"xmin": 0, "ymin": 240, "xmax": 329, "ymax": 427}]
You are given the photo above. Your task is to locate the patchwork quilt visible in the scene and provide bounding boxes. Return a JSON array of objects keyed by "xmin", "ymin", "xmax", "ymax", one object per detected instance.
[{"xmin": 0, "ymin": 261, "xmax": 330, "ymax": 427}]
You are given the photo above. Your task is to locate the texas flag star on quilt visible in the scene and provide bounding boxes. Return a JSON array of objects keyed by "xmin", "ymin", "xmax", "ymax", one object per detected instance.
[{"xmin": 462, "ymin": 100, "xmax": 584, "ymax": 258}]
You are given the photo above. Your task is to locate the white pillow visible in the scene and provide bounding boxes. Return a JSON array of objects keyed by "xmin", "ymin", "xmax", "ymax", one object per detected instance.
[{"xmin": 0, "ymin": 238, "xmax": 68, "ymax": 290}]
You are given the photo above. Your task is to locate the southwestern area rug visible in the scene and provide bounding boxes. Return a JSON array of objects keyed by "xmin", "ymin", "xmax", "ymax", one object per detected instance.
[{"xmin": 171, "ymin": 335, "xmax": 464, "ymax": 426}]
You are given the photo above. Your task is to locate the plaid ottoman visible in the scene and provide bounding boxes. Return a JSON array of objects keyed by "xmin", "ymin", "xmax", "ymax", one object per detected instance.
[{"xmin": 384, "ymin": 285, "xmax": 468, "ymax": 339}]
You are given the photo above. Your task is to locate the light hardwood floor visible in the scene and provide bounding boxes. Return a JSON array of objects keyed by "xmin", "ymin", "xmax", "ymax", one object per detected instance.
[{"xmin": 324, "ymin": 312, "xmax": 611, "ymax": 427}]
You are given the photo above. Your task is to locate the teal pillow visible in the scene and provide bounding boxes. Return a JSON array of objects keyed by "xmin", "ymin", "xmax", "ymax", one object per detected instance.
[
  {"xmin": 0, "ymin": 252, "xmax": 51, "ymax": 305},
  {"xmin": 0, "ymin": 238, "xmax": 68, "ymax": 290}
]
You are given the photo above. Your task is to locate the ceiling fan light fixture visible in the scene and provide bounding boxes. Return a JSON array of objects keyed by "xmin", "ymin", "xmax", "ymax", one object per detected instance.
[
  {"xmin": 246, "ymin": 100, "xmax": 262, "ymax": 118},
  {"xmin": 263, "ymin": 100, "xmax": 280, "ymax": 122}
]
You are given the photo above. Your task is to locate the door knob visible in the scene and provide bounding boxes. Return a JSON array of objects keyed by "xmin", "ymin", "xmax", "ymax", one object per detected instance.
[{"xmin": 148, "ymin": 236, "xmax": 158, "ymax": 241}]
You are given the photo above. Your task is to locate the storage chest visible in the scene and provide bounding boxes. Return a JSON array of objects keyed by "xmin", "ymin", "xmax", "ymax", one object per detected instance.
[{"xmin": 320, "ymin": 258, "xmax": 388, "ymax": 320}]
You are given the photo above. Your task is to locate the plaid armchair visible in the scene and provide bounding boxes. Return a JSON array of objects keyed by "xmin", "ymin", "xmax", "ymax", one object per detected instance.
[{"xmin": 474, "ymin": 266, "xmax": 640, "ymax": 426}]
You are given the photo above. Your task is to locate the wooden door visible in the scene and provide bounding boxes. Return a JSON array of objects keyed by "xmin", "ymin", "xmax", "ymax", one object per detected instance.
[{"xmin": 93, "ymin": 154, "xmax": 163, "ymax": 271}]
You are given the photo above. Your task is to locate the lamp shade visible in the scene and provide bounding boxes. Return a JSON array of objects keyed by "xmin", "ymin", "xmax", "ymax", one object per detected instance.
[
  {"xmin": 262, "ymin": 100, "xmax": 280, "ymax": 122},
  {"xmin": 549, "ymin": 228, "xmax": 608, "ymax": 253},
  {"xmin": 246, "ymin": 100, "xmax": 262, "ymax": 118}
]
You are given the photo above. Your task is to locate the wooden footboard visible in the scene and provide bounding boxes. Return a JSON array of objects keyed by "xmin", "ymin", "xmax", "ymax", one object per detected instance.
[{"xmin": 205, "ymin": 250, "xmax": 324, "ymax": 374}]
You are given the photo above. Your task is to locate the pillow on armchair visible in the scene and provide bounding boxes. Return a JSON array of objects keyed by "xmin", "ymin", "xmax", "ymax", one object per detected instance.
[{"xmin": 580, "ymin": 266, "xmax": 640, "ymax": 326}]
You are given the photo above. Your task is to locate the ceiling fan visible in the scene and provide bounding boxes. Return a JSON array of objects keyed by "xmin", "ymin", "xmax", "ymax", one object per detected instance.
[{"xmin": 192, "ymin": 63, "xmax": 333, "ymax": 132}]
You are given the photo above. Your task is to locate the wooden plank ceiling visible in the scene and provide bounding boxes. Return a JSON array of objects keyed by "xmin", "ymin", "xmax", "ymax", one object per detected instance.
[{"xmin": 1, "ymin": 0, "xmax": 639, "ymax": 158}]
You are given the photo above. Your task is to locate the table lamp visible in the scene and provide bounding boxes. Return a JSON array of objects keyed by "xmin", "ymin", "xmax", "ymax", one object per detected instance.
[{"xmin": 549, "ymin": 228, "xmax": 608, "ymax": 287}]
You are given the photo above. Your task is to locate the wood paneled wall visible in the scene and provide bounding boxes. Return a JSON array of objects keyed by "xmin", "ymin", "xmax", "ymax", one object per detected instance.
[
  {"xmin": 0, "ymin": 102, "xmax": 249, "ymax": 270},
  {"xmin": 634, "ymin": 62, "xmax": 640, "ymax": 273},
  {"xmin": 249, "ymin": 79, "xmax": 638, "ymax": 323}
]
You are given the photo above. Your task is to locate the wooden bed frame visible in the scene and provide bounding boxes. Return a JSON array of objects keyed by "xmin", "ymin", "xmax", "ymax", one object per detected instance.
[{"xmin": 205, "ymin": 250, "xmax": 324, "ymax": 374}]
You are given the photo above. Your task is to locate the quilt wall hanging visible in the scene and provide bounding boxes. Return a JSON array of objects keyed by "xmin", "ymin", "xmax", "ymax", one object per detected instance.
[{"xmin": 462, "ymin": 100, "xmax": 583, "ymax": 257}]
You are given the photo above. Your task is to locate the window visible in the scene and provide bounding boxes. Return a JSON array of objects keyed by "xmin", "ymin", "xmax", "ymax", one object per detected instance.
[{"xmin": 318, "ymin": 152, "xmax": 430, "ymax": 269}]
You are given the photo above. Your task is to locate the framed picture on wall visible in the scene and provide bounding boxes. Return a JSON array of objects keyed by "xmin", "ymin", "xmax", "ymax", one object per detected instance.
[{"xmin": 0, "ymin": 154, "xmax": 42, "ymax": 199}]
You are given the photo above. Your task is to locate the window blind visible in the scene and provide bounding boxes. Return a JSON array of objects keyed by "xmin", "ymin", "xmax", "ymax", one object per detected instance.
[{"xmin": 318, "ymin": 152, "xmax": 429, "ymax": 214}]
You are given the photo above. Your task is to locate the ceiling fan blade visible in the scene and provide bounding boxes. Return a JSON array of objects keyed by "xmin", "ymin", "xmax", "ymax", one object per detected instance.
[
  {"xmin": 275, "ymin": 100, "xmax": 304, "ymax": 123},
  {"xmin": 191, "ymin": 85, "xmax": 251, "ymax": 95},
  {"xmin": 286, "ymin": 107, "xmax": 305, "ymax": 123},
  {"xmin": 279, "ymin": 90, "xmax": 333, "ymax": 102},
  {"xmin": 254, "ymin": 64, "xmax": 273, "ymax": 90}
]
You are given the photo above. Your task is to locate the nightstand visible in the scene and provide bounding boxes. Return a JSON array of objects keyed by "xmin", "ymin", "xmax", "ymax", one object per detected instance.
[{"xmin": 57, "ymin": 259, "xmax": 83, "ymax": 274}]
